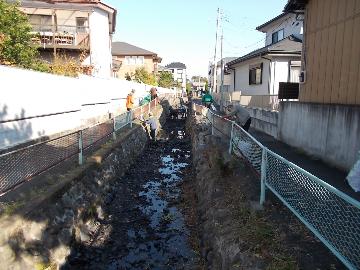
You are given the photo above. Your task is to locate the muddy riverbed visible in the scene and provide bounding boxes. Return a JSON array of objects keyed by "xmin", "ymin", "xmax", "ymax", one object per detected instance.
[{"xmin": 63, "ymin": 118, "xmax": 200, "ymax": 270}]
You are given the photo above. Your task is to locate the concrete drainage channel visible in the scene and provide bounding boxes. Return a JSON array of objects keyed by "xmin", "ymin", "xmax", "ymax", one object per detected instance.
[
  {"xmin": 0, "ymin": 100, "xmax": 345, "ymax": 269},
  {"xmin": 63, "ymin": 117, "xmax": 201, "ymax": 269}
]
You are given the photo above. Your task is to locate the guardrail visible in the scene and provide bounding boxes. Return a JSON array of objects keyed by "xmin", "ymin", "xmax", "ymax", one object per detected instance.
[
  {"xmin": 192, "ymin": 102, "xmax": 360, "ymax": 270},
  {"xmin": 0, "ymin": 95, "xmax": 173, "ymax": 196}
]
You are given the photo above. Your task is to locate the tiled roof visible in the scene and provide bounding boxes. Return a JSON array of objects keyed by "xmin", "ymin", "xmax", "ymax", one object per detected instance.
[
  {"xmin": 283, "ymin": 0, "xmax": 308, "ymax": 12},
  {"xmin": 256, "ymin": 13, "xmax": 288, "ymax": 31},
  {"xmin": 112, "ymin": 42, "xmax": 156, "ymax": 56}
]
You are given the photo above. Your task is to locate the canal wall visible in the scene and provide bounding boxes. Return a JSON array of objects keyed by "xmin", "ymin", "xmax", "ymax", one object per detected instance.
[
  {"xmin": 188, "ymin": 106, "xmax": 344, "ymax": 270},
  {"xmin": 0, "ymin": 100, "xmax": 175, "ymax": 269},
  {"xmin": 189, "ymin": 113, "xmax": 253, "ymax": 269}
]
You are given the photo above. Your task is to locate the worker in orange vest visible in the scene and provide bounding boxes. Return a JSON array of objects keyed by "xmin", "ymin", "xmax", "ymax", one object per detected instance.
[{"xmin": 126, "ymin": 89, "xmax": 135, "ymax": 111}]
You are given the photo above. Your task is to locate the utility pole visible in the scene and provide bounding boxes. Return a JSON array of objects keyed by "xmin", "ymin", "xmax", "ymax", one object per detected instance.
[
  {"xmin": 213, "ymin": 8, "xmax": 220, "ymax": 95},
  {"xmin": 52, "ymin": 10, "xmax": 56, "ymax": 58},
  {"xmin": 220, "ymin": 29, "xmax": 224, "ymax": 110}
]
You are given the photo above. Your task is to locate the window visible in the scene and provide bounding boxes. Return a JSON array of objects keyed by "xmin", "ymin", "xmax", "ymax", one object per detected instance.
[
  {"xmin": 131, "ymin": 56, "xmax": 137, "ymax": 65},
  {"xmin": 29, "ymin": 15, "xmax": 52, "ymax": 31},
  {"xmin": 125, "ymin": 56, "xmax": 145, "ymax": 65},
  {"xmin": 136, "ymin": 56, "xmax": 144, "ymax": 65},
  {"xmin": 271, "ymin": 29, "xmax": 284, "ymax": 44},
  {"xmin": 125, "ymin": 56, "xmax": 136, "ymax": 65},
  {"xmin": 76, "ymin": 17, "xmax": 88, "ymax": 33},
  {"xmin": 249, "ymin": 63, "xmax": 263, "ymax": 85},
  {"xmin": 177, "ymin": 69, "xmax": 183, "ymax": 74}
]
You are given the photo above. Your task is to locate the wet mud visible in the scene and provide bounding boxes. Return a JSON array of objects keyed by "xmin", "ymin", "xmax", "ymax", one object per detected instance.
[{"xmin": 64, "ymin": 117, "xmax": 200, "ymax": 270}]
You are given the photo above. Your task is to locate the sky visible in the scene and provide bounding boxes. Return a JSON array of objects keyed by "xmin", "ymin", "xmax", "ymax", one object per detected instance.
[{"xmin": 106, "ymin": 0, "xmax": 288, "ymax": 78}]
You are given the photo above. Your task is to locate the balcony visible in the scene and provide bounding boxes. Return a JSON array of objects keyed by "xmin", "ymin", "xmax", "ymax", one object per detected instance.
[{"xmin": 30, "ymin": 24, "xmax": 90, "ymax": 50}]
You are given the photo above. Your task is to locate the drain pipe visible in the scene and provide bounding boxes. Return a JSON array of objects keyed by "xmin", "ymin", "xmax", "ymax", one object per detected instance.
[{"xmin": 261, "ymin": 56, "xmax": 272, "ymax": 95}]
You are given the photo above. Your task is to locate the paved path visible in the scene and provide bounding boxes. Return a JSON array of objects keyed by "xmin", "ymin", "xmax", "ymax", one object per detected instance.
[
  {"xmin": 249, "ymin": 128, "xmax": 360, "ymax": 201},
  {"xmin": 192, "ymin": 98, "xmax": 359, "ymax": 201}
]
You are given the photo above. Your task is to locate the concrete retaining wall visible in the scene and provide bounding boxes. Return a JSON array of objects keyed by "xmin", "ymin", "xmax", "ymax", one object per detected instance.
[
  {"xmin": 248, "ymin": 107, "xmax": 278, "ymax": 138},
  {"xmin": 0, "ymin": 65, "xmax": 174, "ymax": 150},
  {"xmin": 278, "ymin": 102, "xmax": 360, "ymax": 170}
]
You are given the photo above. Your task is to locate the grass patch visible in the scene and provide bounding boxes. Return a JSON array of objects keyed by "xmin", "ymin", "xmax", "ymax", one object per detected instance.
[
  {"xmin": 35, "ymin": 262, "xmax": 57, "ymax": 270},
  {"xmin": 0, "ymin": 201, "xmax": 26, "ymax": 216},
  {"xmin": 267, "ymin": 256, "xmax": 298, "ymax": 270},
  {"xmin": 231, "ymin": 193, "xmax": 298, "ymax": 268}
]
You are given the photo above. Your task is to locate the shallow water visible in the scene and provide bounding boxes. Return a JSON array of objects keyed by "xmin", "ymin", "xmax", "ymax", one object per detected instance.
[{"xmin": 65, "ymin": 118, "xmax": 198, "ymax": 270}]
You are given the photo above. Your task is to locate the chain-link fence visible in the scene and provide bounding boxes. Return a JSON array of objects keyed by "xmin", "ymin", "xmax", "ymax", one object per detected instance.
[
  {"xmin": 0, "ymin": 96, "xmax": 170, "ymax": 195},
  {"xmin": 0, "ymin": 132, "xmax": 79, "ymax": 194},
  {"xmin": 231, "ymin": 124, "xmax": 263, "ymax": 174},
  {"xmin": 192, "ymin": 102, "xmax": 360, "ymax": 270},
  {"xmin": 264, "ymin": 149, "xmax": 360, "ymax": 269}
]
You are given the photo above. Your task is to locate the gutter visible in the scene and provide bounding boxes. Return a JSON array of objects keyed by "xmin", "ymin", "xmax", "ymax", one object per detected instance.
[
  {"xmin": 228, "ymin": 50, "xmax": 268, "ymax": 67},
  {"xmin": 267, "ymin": 52, "xmax": 301, "ymax": 57}
]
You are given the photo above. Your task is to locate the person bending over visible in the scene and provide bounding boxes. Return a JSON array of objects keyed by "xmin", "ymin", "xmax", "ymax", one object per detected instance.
[
  {"xmin": 223, "ymin": 104, "xmax": 251, "ymax": 131},
  {"xmin": 144, "ymin": 112, "xmax": 158, "ymax": 141},
  {"xmin": 202, "ymin": 91, "xmax": 213, "ymax": 108}
]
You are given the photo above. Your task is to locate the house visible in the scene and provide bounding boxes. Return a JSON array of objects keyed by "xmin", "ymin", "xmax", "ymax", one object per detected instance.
[
  {"xmin": 14, "ymin": 0, "xmax": 116, "ymax": 78},
  {"xmin": 278, "ymin": 0, "xmax": 360, "ymax": 170},
  {"xmin": 226, "ymin": 13, "xmax": 303, "ymax": 98},
  {"xmin": 111, "ymin": 42, "xmax": 162, "ymax": 79},
  {"xmin": 208, "ymin": 57, "xmax": 237, "ymax": 104},
  {"xmin": 208, "ymin": 57, "xmax": 237, "ymax": 92},
  {"xmin": 163, "ymin": 62, "xmax": 187, "ymax": 91},
  {"xmin": 192, "ymin": 81, "xmax": 206, "ymax": 92},
  {"xmin": 191, "ymin": 76, "xmax": 207, "ymax": 95}
]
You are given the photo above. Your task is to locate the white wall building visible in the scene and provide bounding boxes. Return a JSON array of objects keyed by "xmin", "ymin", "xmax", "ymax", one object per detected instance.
[
  {"xmin": 87, "ymin": 4, "xmax": 116, "ymax": 78},
  {"xmin": 208, "ymin": 57, "xmax": 237, "ymax": 94},
  {"xmin": 164, "ymin": 62, "xmax": 187, "ymax": 91},
  {"xmin": 226, "ymin": 13, "xmax": 303, "ymax": 96},
  {"xmin": 16, "ymin": 0, "xmax": 116, "ymax": 79}
]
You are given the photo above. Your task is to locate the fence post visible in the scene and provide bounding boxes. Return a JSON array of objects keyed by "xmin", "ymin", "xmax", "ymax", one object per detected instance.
[
  {"xmin": 260, "ymin": 148, "xmax": 267, "ymax": 205},
  {"xmin": 112, "ymin": 116, "xmax": 116, "ymax": 140},
  {"xmin": 228, "ymin": 122, "xmax": 234, "ymax": 154},
  {"xmin": 78, "ymin": 130, "xmax": 83, "ymax": 165}
]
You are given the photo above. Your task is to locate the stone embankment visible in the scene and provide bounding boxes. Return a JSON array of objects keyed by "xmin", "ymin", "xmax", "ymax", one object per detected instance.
[{"xmin": 188, "ymin": 110, "xmax": 344, "ymax": 270}]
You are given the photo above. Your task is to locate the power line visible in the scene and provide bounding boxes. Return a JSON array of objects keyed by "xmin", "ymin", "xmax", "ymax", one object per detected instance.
[
  {"xmin": 223, "ymin": 36, "xmax": 265, "ymax": 50},
  {"xmin": 243, "ymin": 37, "xmax": 266, "ymax": 49}
]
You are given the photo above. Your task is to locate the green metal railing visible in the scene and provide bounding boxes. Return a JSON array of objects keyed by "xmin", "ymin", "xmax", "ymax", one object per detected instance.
[{"xmin": 193, "ymin": 102, "xmax": 360, "ymax": 270}]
